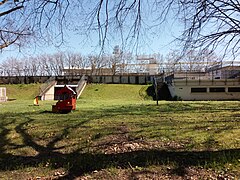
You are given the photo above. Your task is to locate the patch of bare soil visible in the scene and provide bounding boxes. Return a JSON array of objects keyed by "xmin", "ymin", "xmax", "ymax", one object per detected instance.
[
  {"xmin": 77, "ymin": 167, "xmax": 237, "ymax": 180},
  {"xmin": 6, "ymin": 125, "xmax": 239, "ymax": 180},
  {"xmin": 78, "ymin": 125, "xmax": 239, "ymax": 180},
  {"xmin": 91, "ymin": 125, "xmax": 186, "ymax": 154}
]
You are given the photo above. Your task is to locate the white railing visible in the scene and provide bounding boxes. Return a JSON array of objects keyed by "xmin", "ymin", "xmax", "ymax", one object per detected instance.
[
  {"xmin": 39, "ymin": 77, "xmax": 57, "ymax": 96},
  {"xmin": 76, "ymin": 75, "xmax": 87, "ymax": 98}
]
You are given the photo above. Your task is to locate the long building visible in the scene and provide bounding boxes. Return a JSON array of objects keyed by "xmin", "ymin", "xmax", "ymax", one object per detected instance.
[{"xmin": 165, "ymin": 65, "xmax": 240, "ymax": 100}]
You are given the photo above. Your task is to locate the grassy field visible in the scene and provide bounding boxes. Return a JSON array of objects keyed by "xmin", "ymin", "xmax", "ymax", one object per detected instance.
[{"xmin": 0, "ymin": 83, "xmax": 239, "ymax": 179}]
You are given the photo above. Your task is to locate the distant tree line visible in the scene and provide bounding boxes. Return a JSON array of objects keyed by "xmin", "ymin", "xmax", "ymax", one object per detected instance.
[
  {"xmin": 0, "ymin": 51, "xmax": 134, "ymax": 76},
  {"xmin": 0, "ymin": 49, "xmax": 220, "ymax": 77}
]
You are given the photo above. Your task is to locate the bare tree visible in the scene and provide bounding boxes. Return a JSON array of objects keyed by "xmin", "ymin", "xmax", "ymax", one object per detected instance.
[
  {"xmin": 164, "ymin": 51, "xmax": 182, "ymax": 72},
  {"xmin": 0, "ymin": 57, "xmax": 23, "ymax": 76},
  {"xmin": 164, "ymin": 49, "xmax": 221, "ymax": 72},
  {"xmin": 110, "ymin": 45, "xmax": 123, "ymax": 74},
  {"xmin": 26, "ymin": 56, "xmax": 41, "ymax": 76},
  {"xmin": 0, "ymin": 0, "xmax": 152, "ymax": 53},
  {"xmin": 48, "ymin": 53, "xmax": 65, "ymax": 76},
  {"xmin": 1, "ymin": 0, "xmax": 240, "ymax": 59},
  {"xmin": 65, "ymin": 52, "xmax": 78, "ymax": 76},
  {"xmin": 1, "ymin": 58, "xmax": 13, "ymax": 76},
  {"xmin": 183, "ymin": 50, "xmax": 202, "ymax": 71},
  {"xmin": 88, "ymin": 54, "xmax": 108, "ymax": 75},
  {"xmin": 39, "ymin": 55, "xmax": 53, "ymax": 76},
  {"xmin": 0, "ymin": 0, "xmax": 71, "ymax": 50},
  {"xmin": 74, "ymin": 53, "xmax": 84, "ymax": 69},
  {"xmin": 179, "ymin": 0, "xmax": 240, "ymax": 59},
  {"xmin": 0, "ymin": 0, "xmax": 28, "ymax": 49}
]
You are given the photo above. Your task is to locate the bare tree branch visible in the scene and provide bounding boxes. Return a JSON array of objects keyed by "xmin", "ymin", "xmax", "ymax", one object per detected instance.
[
  {"xmin": 0, "ymin": 0, "xmax": 240, "ymax": 59},
  {"xmin": 0, "ymin": 0, "xmax": 8, "ymax": 6},
  {"xmin": 0, "ymin": 5, "xmax": 23, "ymax": 17},
  {"xmin": 0, "ymin": 35, "xmax": 18, "ymax": 49}
]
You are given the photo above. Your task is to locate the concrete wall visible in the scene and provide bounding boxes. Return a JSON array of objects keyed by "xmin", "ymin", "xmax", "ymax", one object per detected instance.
[
  {"xmin": 129, "ymin": 76, "xmax": 136, "ymax": 84},
  {"xmin": 90, "ymin": 75, "xmax": 152, "ymax": 84},
  {"xmin": 0, "ymin": 75, "xmax": 154, "ymax": 85},
  {"xmin": 168, "ymin": 79, "xmax": 240, "ymax": 100},
  {"xmin": 0, "ymin": 76, "xmax": 51, "ymax": 84},
  {"xmin": 41, "ymin": 85, "xmax": 55, "ymax": 100},
  {"xmin": 0, "ymin": 87, "xmax": 7, "ymax": 102},
  {"xmin": 113, "ymin": 76, "xmax": 120, "ymax": 83},
  {"xmin": 105, "ymin": 76, "xmax": 113, "ymax": 83},
  {"xmin": 120, "ymin": 76, "xmax": 129, "ymax": 84},
  {"xmin": 139, "ymin": 76, "xmax": 146, "ymax": 84}
]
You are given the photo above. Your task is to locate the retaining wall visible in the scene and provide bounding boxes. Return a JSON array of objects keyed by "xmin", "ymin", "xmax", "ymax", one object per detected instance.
[
  {"xmin": 0, "ymin": 75, "xmax": 157, "ymax": 85},
  {"xmin": 0, "ymin": 76, "xmax": 51, "ymax": 84}
]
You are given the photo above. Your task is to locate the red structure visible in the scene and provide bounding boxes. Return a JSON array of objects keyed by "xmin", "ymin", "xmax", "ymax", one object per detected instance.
[{"xmin": 52, "ymin": 85, "xmax": 77, "ymax": 113}]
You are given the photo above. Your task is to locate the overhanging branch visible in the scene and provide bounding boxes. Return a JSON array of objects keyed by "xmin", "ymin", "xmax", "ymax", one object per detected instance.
[
  {"xmin": 0, "ymin": 36, "xmax": 18, "ymax": 49},
  {"xmin": 0, "ymin": 5, "xmax": 24, "ymax": 17}
]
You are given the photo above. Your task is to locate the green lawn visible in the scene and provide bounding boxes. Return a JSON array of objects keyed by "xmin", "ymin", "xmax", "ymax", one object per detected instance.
[{"xmin": 0, "ymin": 83, "xmax": 239, "ymax": 179}]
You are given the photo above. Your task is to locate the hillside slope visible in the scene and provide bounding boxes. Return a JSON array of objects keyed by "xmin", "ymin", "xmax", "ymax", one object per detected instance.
[
  {"xmin": 79, "ymin": 84, "xmax": 151, "ymax": 106},
  {"xmin": 1, "ymin": 84, "xmax": 41, "ymax": 100}
]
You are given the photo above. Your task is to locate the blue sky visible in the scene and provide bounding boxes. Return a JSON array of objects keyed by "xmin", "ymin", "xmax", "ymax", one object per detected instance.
[
  {"xmin": 1, "ymin": 1, "xmax": 238, "ymax": 63},
  {"xmin": 0, "ymin": 21, "xmax": 182, "ymax": 63},
  {"xmin": 0, "ymin": 1, "xmax": 183, "ymax": 63}
]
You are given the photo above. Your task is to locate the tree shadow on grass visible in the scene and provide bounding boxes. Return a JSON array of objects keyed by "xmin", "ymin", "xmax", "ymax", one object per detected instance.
[{"xmin": 0, "ymin": 107, "xmax": 239, "ymax": 179}]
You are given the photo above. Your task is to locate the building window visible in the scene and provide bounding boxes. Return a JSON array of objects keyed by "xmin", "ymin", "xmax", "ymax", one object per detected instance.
[
  {"xmin": 209, "ymin": 87, "xmax": 225, "ymax": 92},
  {"xmin": 228, "ymin": 87, "xmax": 240, "ymax": 92},
  {"xmin": 191, "ymin": 88, "xmax": 207, "ymax": 93}
]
